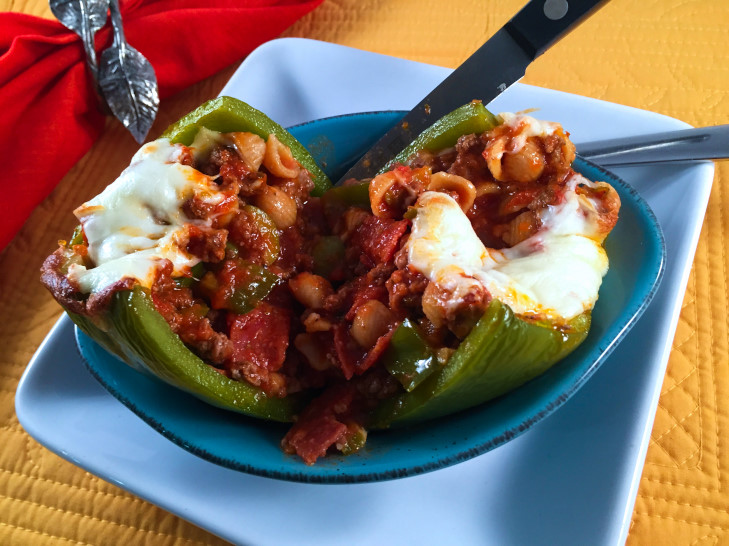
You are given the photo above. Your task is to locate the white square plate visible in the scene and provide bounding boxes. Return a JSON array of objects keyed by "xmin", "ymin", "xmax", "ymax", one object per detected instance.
[{"xmin": 17, "ymin": 38, "xmax": 714, "ymax": 545}]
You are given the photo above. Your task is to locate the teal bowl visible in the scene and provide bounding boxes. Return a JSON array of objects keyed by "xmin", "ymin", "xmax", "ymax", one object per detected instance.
[{"xmin": 76, "ymin": 111, "xmax": 665, "ymax": 483}]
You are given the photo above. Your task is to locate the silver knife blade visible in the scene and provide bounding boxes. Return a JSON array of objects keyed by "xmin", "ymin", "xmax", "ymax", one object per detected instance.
[{"xmin": 338, "ymin": 0, "xmax": 609, "ymax": 183}]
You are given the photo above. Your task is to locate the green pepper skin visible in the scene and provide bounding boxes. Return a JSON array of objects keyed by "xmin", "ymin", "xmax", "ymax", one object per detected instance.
[
  {"xmin": 380, "ymin": 101, "xmax": 500, "ymax": 173},
  {"xmin": 374, "ymin": 300, "xmax": 590, "ymax": 427},
  {"xmin": 70, "ymin": 287, "xmax": 304, "ymax": 422},
  {"xmin": 382, "ymin": 319, "xmax": 438, "ymax": 393},
  {"xmin": 321, "ymin": 181, "xmax": 371, "ymax": 208},
  {"xmin": 242, "ymin": 205, "xmax": 280, "ymax": 266},
  {"xmin": 225, "ymin": 262, "xmax": 282, "ymax": 315},
  {"xmin": 161, "ymin": 96, "xmax": 331, "ymax": 196}
]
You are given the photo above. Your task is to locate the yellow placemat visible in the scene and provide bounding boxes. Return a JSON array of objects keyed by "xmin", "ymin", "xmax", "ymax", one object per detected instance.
[{"xmin": 2, "ymin": 0, "xmax": 728, "ymax": 543}]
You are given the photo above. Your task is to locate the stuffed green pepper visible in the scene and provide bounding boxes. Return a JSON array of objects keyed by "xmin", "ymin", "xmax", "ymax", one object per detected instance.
[
  {"xmin": 281, "ymin": 101, "xmax": 619, "ymax": 462},
  {"xmin": 41, "ymin": 97, "xmax": 620, "ymax": 465},
  {"xmin": 41, "ymin": 97, "xmax": 330, "ymax": 422}
]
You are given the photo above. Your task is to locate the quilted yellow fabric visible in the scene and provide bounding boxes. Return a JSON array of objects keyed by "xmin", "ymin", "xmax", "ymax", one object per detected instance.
[{"xmin": 1, "ymin": 0, "xmax": 727, "ymax": 544}]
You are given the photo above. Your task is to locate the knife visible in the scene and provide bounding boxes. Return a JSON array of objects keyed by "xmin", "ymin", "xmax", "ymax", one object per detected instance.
[{"xmin": 338, "ymin": 0, "xmax": 609, "ymax": 183}]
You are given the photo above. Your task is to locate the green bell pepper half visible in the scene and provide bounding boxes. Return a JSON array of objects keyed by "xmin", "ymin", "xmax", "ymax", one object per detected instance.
[
  {"xmin": 367, "ymin": 102, "xmax": 592, "ymax": 427},
  {"xmin": 162, "ymin": 96, "xmax": 332, "ymax": 196},
  {"xmin": 62, "ymin": 97, "xmax": 335, "ymax": 422}
]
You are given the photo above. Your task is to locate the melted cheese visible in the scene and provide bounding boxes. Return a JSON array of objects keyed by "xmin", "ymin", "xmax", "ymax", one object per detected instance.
[
  {"xmin": 67, "ymin": 139, "xmax": 228, "ymax": 293},
  {"xmin": 497, "ymin": 112, "xmax": 561, "ymax": 154},
  {"xmin": 406, "ymin": 176, "xmax": 609, "ymax": 321}
]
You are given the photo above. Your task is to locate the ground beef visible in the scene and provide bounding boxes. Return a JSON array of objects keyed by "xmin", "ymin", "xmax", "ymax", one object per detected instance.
[
  {"xmin": 542, "ymin": 133, "xmax": 576, "ymax": 181},
  {"xmin": 448, "ymin": 133, "xmax": 492, "ymax": 184},
  {"xmin": 386, "ymin": 266, "xmax": 429, "ymax": 318},
  {"xmin": 181, "ymin": 224, "xmax": 227, "ymax": 263},
  {"xmin": 408, "ymin": 148, "xmax": 458, "ymax": 173},
  {"xmin": 274, "ymin": 224, "xmax": 314, "ymax": 277},
  {"xmin": 227, "ymin": 208, "xmax": 275, "ymax": 266},
  {"xmin": 151, "ymin": 262, "xmax": 232, "ymax": 365},
  {"xmin": 200, "ymin": 147, "xmax": 263, "ymax": 196}
]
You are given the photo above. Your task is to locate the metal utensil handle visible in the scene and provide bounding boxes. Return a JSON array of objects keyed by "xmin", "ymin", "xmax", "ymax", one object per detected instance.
[{"xmin": 577, "ymin": 125, "xmax": 729, "ymax": 166}]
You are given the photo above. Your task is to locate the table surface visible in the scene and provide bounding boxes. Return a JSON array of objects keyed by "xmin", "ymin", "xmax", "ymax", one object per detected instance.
[{"xmin": 2, "ymin": 0, "xmax": 728, "ymax": 544}]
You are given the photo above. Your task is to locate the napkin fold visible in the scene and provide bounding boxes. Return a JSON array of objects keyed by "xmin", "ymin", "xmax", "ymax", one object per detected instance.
[{"xmin": 0, "ymin": 0, "xmax": 322, "ymax": 252}]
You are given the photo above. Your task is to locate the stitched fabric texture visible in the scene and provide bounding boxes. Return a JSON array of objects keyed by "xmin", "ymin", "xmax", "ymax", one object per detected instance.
[{"xmin": 2, "ymin": 0, "xmax": 727, "ymax": 543}]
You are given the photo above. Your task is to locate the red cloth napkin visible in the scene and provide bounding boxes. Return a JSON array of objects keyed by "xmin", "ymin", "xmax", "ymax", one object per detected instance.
[{"xmin": 0, "ymin": 0, "xmax": 322, "ymax": 252}]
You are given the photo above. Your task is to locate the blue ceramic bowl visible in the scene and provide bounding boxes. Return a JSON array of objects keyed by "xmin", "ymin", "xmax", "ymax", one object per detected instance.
[{"xmin": 76, "ymin": 111, "xmax": 665, "ymax": 483}]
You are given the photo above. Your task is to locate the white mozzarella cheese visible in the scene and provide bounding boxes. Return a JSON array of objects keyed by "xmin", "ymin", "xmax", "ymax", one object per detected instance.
[
  {"xmin": 496, "ymin": 112, "xmax": 562, "ymax": 154},
  {"xmin": 406, "ymin": 181, "xmax": 609, "ymax": 322},
  {"xmin": 68, "ymin": 139, "xmax": 229, "ymax": 293}
]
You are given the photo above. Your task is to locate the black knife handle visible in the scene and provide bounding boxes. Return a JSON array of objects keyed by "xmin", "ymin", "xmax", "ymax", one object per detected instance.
[{"xmin": 507, "ymin": 0, "xmax": 609, "ymax": 58}]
